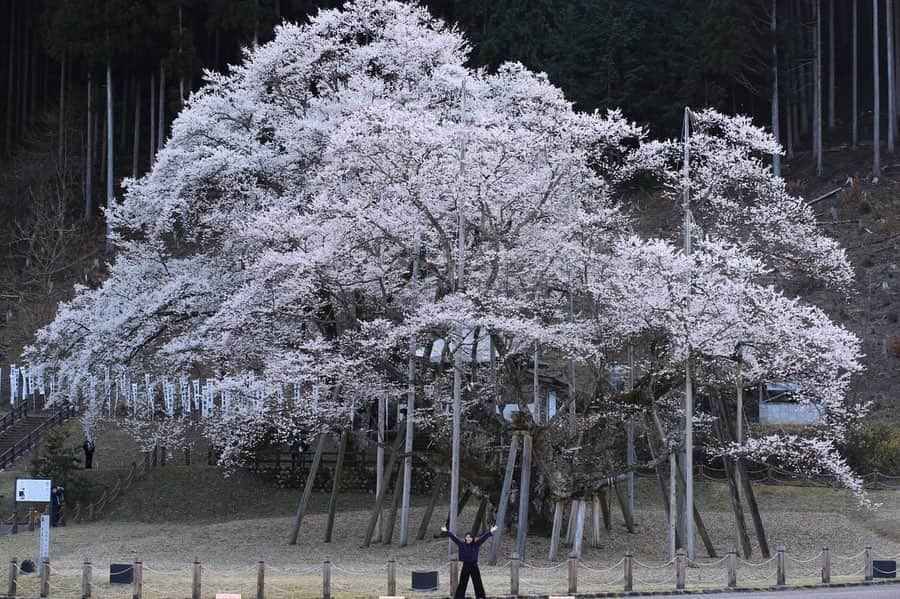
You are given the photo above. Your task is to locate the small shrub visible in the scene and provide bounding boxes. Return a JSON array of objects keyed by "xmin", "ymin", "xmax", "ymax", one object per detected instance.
[
  {"xmin": 842, "ymin": 422, "xmax": 900, "ymax": 475},
  {"xmin": 30, "ymin": 428, "xmax": 98, "ymax": 504}
]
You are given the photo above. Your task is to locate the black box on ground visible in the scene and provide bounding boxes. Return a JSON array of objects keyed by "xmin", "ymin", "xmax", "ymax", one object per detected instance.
[
  {"xmin": 411, "ymin": 570, "xmax": 439, "ymax": 591},
  {"xmin": 873, "ymin": 560, "xmax": 896, "ymax": 578},
  {"xmin": 110, "ymin": 563, "xmax": 134, "ymax": 584}
]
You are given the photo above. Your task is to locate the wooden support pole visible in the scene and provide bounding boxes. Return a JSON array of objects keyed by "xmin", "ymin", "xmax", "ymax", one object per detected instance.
[
  {"xmin": 257, "ymin": 560, "xmax": 265, "ymax": 599},
  {"xmin": 450, "ymin": 559, "xmax": 459, "ymax": 596},
  {"xmin": 612, "ymin": 482, "xmax": 635, "ymax": 533},
  {"xmin": 737, "ymin": 459, "xmax": 770, "ymax": 557},
  {"xmin": 8, "ymin": 558, "xmax": 17, "ymax": 597},
  {"xmin": 40, "ymin": 557, "xmax": 49, "ymax": 598},
  {"xmin": 192, "ymin": 558, "xmax": 201, "ymax": 599},
  {"xmin": 11, "ymin": 511, "xmax": 17, "ymax": 534},
  {"xmin": 727, "ymin": 546, "xmax": 737, "ymax": 588},
  {"xmin": 598, "ymin": 489, "xmax": 612, "ymax": 531},
  {"xmin": 387, "ymin": 558, "xmax": 396, "ymax": 595},
  {"xmin": 417, "ymin": 474, "xmax": 443, "ymax": 540},
  {"xmin": 822, "ymin": 545, "xmax": 831, "ymax": 584},
  {"xmin": 564, "ymin": 500, "xmax": 576, "ymax": 546},
  {"xmin": 548, "ymin": 500, "xmax": 563, "ymax": 560},
  {"xmin": 324, "ymin": 428, "xmax": 349, "ymax": 542},
  {"xmin": 591, "ymin": 496, "xmax": 601, "ymax": 548},
  {"xmin": 444, "ymin": 489, "xmax": 471, "ymax": 530},
  {"xmin": 471, "ymin": 497, "xmax": 488, "ymax": 534},
  {"xmin": 675, "ymin": 548, "xmax": 685, "ymax": 591},
  {"xmin": 323, "ymin": 557, "xmax": 331, "ymax": 599},
  {"xmin": 865, "ymin": 544, "xmax": 873, "ymax": 583},
  {"xmin": 572, "ymin": 499, "xmax": 586, "ymax": 558},
  {"xmin": 624, "ymin": 551, "xmax": 633, "ymax": 592},
  {"xmin": 515, "ymin": 432, "xmax": 532, "ymax": 558},
  {"xmin": 383, "ymin": 463, "xmax": 405, "ymax": 545},
  {"xmin": 362, "ymin": 427, "xmax": 407, "ymax": 547},
  {"xmin": 673, "ymin": 462, "xmax": 716, "ymax": 557},
  {"xmin": 509, "ymin": 552, "xmax": 520, "ymax": 596},
  {"xmin": 132, "ymin": 561, "xmax": 143, "ymax": 599},
  {"xmin": 488, "ymin": 434, "xmax": 519, "ymax": 565},
  {"xmin": 776, "ymin": 544, "xmax": 786, "ymax": 588},
  {"xmin": 567, "ymin": 552, "xmax": 578, "ymax": 594},
  {"xmin": 288, "ymin": 433, "xmax": 327, "ymax": 545}
]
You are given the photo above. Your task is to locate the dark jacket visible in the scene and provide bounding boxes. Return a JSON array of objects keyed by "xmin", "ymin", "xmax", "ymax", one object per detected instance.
[{"xmin": 448, "ymin": 531, "xmax": 492, "ymax": 563}]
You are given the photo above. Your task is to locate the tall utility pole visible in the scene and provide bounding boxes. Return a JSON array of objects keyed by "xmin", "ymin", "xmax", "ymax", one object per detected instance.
[
  {"xmin": 449, "ymin": 79, "xmax": 468, "ymax": 558},
  {"xmin": 875, "ymin": 0, "xmax": 882, "ymax": 180},
  {"xmin": 104, "ymin": 64, "xmax": 114, "ymax": 256},
  {"xmin": 853, "ymin": 0, "xmax": 859, "ymax": 148},
  {"xmin": 828, "ymin": 0, "xmax": 835, "ymax": 129},
  {"xmin": 888, "ymin": 0, "xmax": 896, "ymax": 152},
  {"xmin": 682, "ymin": 107, "xmax": 695, "ymax": 561},
  {"xmin": 399, "ymin": 231, "xmax": 420, "ymax": 547},
  {"xmin": 771, "ymin": 0, "xmax": 781, "ymax": 176},
  {"xmin": 814, "ymin": 0, "xmax": 824, "ymax": 176}
]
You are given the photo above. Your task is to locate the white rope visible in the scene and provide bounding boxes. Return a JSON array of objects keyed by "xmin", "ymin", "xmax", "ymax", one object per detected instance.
[
  {"xmin": 787, "ymin": 551, "xmax": 825, "ymax": 564},
  {"xmin": 875, "ymin": 551, "xmax": 900, "ymax": 560},
  {"xmin": 520, "ymin": 560, "xmax": 567, "ymax": 570},
  {"xmin": 579, "ymin": 557, "xmax": 625, "ymax": 573},
  {"xmin": 832, "ymin": 549, "xmax": 868, "ymax": 561},
  {"xmin": 632, "ymin": 573, "xmax": 675, "ymax": 586},
  {"xmin": 632, "ymin": 558, "xmax": 675, "ymax": 569},
  {"xmin": 737, "ymin": 569, "xmax": 776, "ymax": 584},
  {"xmin": 738, "ymin": 555, "xmax": 777, "ymax": 567},
  {"xmin": 330, "ymin": 562, "xmax": 383, "ymax": 576},
  {"xmin": 689, "ymin": 555, "xmax": 730, "ymax": 568}
]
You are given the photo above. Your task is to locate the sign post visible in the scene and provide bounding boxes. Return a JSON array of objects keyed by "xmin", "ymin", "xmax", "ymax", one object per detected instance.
[{"xmin": 40, "ymin": 515, "xmax": 50, "ymax": 561}]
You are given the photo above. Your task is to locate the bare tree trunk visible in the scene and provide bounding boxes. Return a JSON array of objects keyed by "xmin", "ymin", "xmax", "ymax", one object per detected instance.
[
  {"xmin": 828, "ymin": 0, "xmax": 835, "ymax": 128},
  {"xmin": 875, "ymin": 0, "xmax": 882, "ymax": 179},
  {"xmin": 157, "ymin": 63, "xmax": 166, "ymax": 153},
  {"xmin": 814, "ymin": 0, "xmax": 824, "ymax": 176},
  {"xmin": 105, "ymin": 63, "xmax": 114, "ymax": 256},
  {"xmin": 58, "ymin": 51, "xmax": 65, "ymax": 166},
  {"xmin": 5, "ymin": 0, "xmax": 14, "ymax": 154},
  {"xmin": 132, "ymin": 79, "xmax": 141, "ymax": 178},
  {"xmin": 85, "ymin": 73, "xmax": 93, "ymax": 220},
  {"xmin": 149, "ymin": 72, "xmax": 157, "ymax": 163},
  {"xmin": 888, "ymin": 0, "xmax": 897, "ymax": 152},
  {"xmin": 772, "ymin": 0, "xmax": 781, "ymax": 176},
  {"xmin": 853, "ymin": 0, "xmax": 859, "ymax": 147}
]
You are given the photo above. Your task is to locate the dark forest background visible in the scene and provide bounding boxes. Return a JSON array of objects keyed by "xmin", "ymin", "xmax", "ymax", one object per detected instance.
[{"xmin": 1, "ymin": 1, "xmax": 898, "ymax": 408}]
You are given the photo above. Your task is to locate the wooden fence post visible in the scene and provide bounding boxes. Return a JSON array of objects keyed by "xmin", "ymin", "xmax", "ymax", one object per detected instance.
[
  {"xmin": 7, "ymin": 558, "xmax": 17, "ymax": 597},
  {"xmin": 11, "ymin": 510, "xmax": 17, "ymax": 534},
  {"xmin": 864, "ymin": 545, "xmax": 873, "ymax": 583},
  {"xmin": 40, "ymin": 557, "xmax": 49, "ymax": 598},
  {"xmin": 257, "ymin": 560, "xmax": 265, "ymax": 599},
  {"xmin": 624, "ymin": 550, "xmax": 633, "ymax": 592},
  {"xmin": 675, "ymin": 548, "xmax": 686, "ymax": 591},
  {"xmin": 29, "ymin": 508, "xmax": 36, "ymax": 531},
  {"xmin": 133, "ymin": 561, "xmax": 143, "ymax": 599},
  {"xmin": 387, "ymin": 558, "xmax": 396, "ymax": 595},
  {"xmin": 548, "ymin": 500, "xmax": 563, "ymax": 560},
  {"xmin": 822, "ymin": 545, "xmax": 830, "ymax": 584},
  {"xmin": 727, "ymin": 546, "xmax": 737, "ymax": 589},
  {"xmin": 82, "ymin": 559, "xmax": 92, "ymax": 598},
  {"xmin": 510, "ymin": 552, "xmax": 520, "ymax": 596},
  {"xmin": 776, "ymin": 544, "xmax": 786, "ymax": 588},
  {"xmin": 450, "ymin": 559, "xmax": 459, "ymax": 596},
  {"xmin": 322, "ymin": 557, "xmax": 331, "ymax": 599},
  {"xmin": 567, "ymin": 551, "xmax": 578, "ymax": 594},
  {"xmin": 192, "ymin": 558, "xmax": 201, "ymax": 599}
]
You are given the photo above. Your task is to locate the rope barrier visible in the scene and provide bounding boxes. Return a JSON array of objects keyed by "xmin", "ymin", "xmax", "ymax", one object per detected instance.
[
  {"xmin": 520, "ymin": 560, "xmax": 567, "ymax": 570},
  {"xmin": 736, "ymin": 569, "xmax": 776, "ymax": 584},
  {"xmin": 632, "ymin": 558, "xmax": 675, "ymax": 569},
  {"xmin": 579, "ymin": 557, "xmax": 625, "ymax": 573},
  {"xmin": 689, "ymin": 555, "xmax": 730, "ymax": 568},
  {"xmin": 832, "ymin": 550, "xmax": 868, "ymax": 561},
  {"xmin": 787, "ymin": 551, "xmax": 825, "ymax": 564},
  {"xmin": 738, "ymin": 555, "xmax": 778, "ymax": 567}
]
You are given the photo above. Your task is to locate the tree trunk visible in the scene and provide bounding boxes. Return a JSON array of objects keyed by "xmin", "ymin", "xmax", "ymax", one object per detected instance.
[
  {"xmin": 815, "ymin": 0, "xmax": 824, "ymax": 176},
  {"xmin": 376, "ymin": 396, "xmax": 385, "ymax": 541},
  {"xmin": 132, "ymin": 79, "xmax": 141, "ymax": 179},
  {"xmin": 828, "ymin": 0, "xmax": 835, "ymax": 129},
  {"xmin": 85, "ymin": 74, "xmax": 93, "ymax": 220},
  {"xmin": 889, "ymin": 0, "xmax": 897, "ymax": 152},
  {"xmin": 158, "ymin": 63, "xmax": 166, "ymax": 153},
  {"xmin": 875, "ymin": 0, "xmax": 882, "ymax": 179},
  {"xmin": 853, "ymin": 0, "xmax": 859, "ymax": 147},
  {"xmin": 105, "ymin": 63, "xmax": 114, "ymax": 256},
  {"xmin": 772, "ymin": 0, "xmax": 781, "ymax": 176},
  {"xmin": 149, "ymin": 72, "xmax": 156, "ymax": 163},
  {"xmin": 58, "ymin": 51, "xmax": 65, "ymax": 166},
  {"xmin": 5, "ymin": 0, "xmax": 14, "ymax": 154}
]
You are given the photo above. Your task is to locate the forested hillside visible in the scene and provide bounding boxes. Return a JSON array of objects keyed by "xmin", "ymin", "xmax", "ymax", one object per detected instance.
[{"xmin": 0, "ymin": 0, "xmax": 897, "ymax": 414}]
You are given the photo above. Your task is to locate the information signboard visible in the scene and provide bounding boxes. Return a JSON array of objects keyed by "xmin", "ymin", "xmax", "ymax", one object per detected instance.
[{"xmin": 15, "ymin": 478, "xmax": 51, "ymax": 502}]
